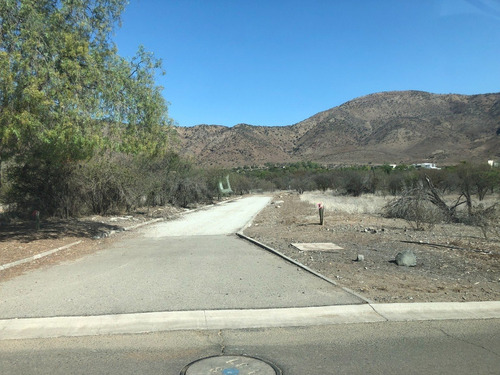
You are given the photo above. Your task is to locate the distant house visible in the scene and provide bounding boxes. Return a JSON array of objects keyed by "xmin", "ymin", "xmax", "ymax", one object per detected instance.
[
  {"xmin": 488, "ymin": 160, "xmax": 499, "ymax": 167},
  {"xmin": 413, "ymin": 163, "xmax": 440, "ymax": 170}
]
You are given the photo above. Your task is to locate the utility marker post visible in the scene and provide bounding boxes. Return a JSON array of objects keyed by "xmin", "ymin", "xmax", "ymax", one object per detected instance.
[{"xmin": 317, "ymin": 202, "xmax": 325, "ymax": 225}]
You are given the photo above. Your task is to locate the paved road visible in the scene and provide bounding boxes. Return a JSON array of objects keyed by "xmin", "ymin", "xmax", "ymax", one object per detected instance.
[
  {"xmin": 141, "ymin": 197, "xmax": 270, "ymax": 236},
  {"xmin": 1, "ymin": 320, "xmax": 499, "ymax": 374},
  {"xmin": 0, "ymin": 196, "xmax": 363, "ymax": 319}
]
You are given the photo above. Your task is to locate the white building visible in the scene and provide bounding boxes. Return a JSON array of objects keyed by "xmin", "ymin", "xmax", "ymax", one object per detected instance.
[{"xmin": 413, "ymin": 163, "xmax": 440, "ymax": 170}]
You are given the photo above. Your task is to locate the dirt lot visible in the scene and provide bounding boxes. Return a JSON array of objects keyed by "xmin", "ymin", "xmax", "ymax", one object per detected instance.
[
  {"xmin": 244, "ymin": 192, "xmax": 500, "ymax": 303},
  {"xmin": 1, "ymin": 193, "xmax": 499, "ymax": 304}
]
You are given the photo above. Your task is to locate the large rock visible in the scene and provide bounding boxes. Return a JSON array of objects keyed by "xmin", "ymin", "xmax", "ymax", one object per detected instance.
[{"xmin": 395, "ymin": 250, "xmax": 417, "ymax": 267}]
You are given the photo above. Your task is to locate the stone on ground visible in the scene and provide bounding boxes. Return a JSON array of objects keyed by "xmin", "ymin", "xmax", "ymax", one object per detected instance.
[{"xmin": 395, "ymin": 250, "xmax": 417, "ymax": 267}]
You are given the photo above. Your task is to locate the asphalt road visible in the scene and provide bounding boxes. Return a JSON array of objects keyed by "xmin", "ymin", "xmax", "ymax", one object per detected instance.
[
  {"xmin": 1, "ymin": 319, "xmax": 499, "ymax": 374},
  {"xmin": 0, "ymin": 196, "xmax": 363, "ymax": 319}
]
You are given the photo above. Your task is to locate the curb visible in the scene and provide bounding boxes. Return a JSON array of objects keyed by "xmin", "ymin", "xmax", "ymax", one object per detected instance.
[
  {"xmin": 371, "ymin": 301, "xmax": 500, "ymax": 321},
  {"xmin": 123, "ymin": 218, "xmax": 164, "ymax": 231},
  {"xmin": 0, "ymin": 241, "xmax": 83, "ymax": 272},
  {"xmin": 236, "ymin": 196, "xmax": 372, "ymax": 304},
  {"xmin": 0, "ymin": 198, "xmax": 243, "ymax": 272},
  {"xmin": 236, "ymin": 198, "xmax": 371, "ymax": 304},
  {"xmin": 0, "ymin": 217, "xmax": 165, "ymax": 272},
  {"xmin": 1, "ymin": 302, "xmax": 499, "ymax": 340},
  {"xmin": 236, "ymin": 232, "xmax": 372, "ymax": 305}
]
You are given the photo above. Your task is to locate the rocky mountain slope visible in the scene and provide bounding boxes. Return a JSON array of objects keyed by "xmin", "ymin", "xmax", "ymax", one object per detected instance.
[{"xmin": 175, "ymin": 91, "xmax": 500, "ymax": 167}]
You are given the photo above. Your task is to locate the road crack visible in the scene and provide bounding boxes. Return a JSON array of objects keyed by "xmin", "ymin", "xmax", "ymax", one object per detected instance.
[
  {"xmin": 218, "ymin": 330, "xmax": 226, "ymax": 355},
  {"xmin": 439, "ymin": 328, "xmax": 500, "ymax": 358}
]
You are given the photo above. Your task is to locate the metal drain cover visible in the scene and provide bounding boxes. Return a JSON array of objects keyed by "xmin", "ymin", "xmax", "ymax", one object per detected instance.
[{"xmin": 180, "ymin": 355, "xmax": 281, "ymax": 374}]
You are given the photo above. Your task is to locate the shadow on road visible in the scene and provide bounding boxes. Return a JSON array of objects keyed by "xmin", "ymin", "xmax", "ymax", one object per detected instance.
[{"xmin": 0, "ymin": 218, "xmax": 122, "ymax": 243}]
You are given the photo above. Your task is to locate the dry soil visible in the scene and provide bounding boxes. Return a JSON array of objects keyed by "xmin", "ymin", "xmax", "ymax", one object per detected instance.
[{"xmin": 243, "ymin": 192, "xmax": 500, "ymax": 303}]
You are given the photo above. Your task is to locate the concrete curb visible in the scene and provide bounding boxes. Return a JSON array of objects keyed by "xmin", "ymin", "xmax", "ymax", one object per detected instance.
[
  {"xmin": 0, "ymin": 198, "xmax": 242, "ymax": 272},
  {"xmin": 123, "ymin": 218, "xmax": 163, "ymax": 231},
  {"xmin": 0, "ymin": 217, "xmax": 165, "ymax": 272},
  {"xmin": 236, "ymin": 219, "xmax": 500, "ymax": 323},
  {"xmin": 0, "ymin": 241, "xmax": 83, "ymax": 272},
  {"xmin": 1, "ymin": 302, "xmax": 499, "ymax": 340},
  {"xmin": 236, "ymin": 232, "xmax": 373, "ymax": 305},
  {"xmin": 236, "ymin": 197, "xmax": 372, "ymax": 304},
  {"xmin": 371, "ymin": 301, "xmax": 500, "ymax": 321}
]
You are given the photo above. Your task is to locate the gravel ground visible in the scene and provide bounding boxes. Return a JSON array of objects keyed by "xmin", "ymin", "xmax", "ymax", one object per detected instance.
[{"xmin": 243, "ymin": 192, "xmax": 500, "ymax": 303}]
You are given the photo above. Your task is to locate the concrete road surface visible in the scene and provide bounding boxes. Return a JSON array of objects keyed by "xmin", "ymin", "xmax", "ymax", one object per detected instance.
[
  {"xmin": 0, "ymin": 196, "xmax": 363, "ymax": 319},
  {"xmin": 1, "ymin": 319, "xmax": 499, "ymax": 374},
  {"xmin": 141, "ymin": 197, "xmax": 269, "ymax": 236}
]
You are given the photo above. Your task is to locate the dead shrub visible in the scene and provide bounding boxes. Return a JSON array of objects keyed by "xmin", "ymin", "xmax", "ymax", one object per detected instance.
[
  {"xmin": 383, "ymin": 183, "xmax": 444, "ymax": 230},
  {"xmin": 460, "ymin": 203, "xmax": 500, "ymax": 240}
]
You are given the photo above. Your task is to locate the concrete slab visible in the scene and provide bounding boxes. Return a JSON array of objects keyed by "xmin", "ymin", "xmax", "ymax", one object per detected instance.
[{"xmin": 291, "ymin": 243, "xmax": 343, "ymax": 251}]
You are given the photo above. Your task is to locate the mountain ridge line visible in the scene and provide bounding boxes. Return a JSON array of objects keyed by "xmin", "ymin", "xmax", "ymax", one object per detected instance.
[{"xmin": 174, "ymin": 90, "xmax": 500, "ymax": 167}]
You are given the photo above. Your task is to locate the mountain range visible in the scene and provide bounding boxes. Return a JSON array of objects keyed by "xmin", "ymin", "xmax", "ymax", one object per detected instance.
[{"xmin": 174, "ymin": 90, "xmax": 500, "ymax": 168}]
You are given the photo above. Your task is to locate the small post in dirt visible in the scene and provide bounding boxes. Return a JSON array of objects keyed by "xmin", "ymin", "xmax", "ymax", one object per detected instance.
[
  {"xmin": 32, "ymin": 210, "xmax": 40, "ymax": 231},
  {"xmin": 317, "ymin": 202, "xmax": 325, "ymax": 225}
]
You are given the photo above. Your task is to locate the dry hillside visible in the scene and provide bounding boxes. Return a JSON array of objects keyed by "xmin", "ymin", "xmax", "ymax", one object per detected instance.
[{"xmin": 175, "ymin": 91, "xmax": 500, "ymax": 167}]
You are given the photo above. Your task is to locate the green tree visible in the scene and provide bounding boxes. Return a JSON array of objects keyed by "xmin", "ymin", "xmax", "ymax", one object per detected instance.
[
  {"xmin": 380, "ymin": 163, "xmax": 393, "ymax": 174},
  {"xmin": 0, "ymin": 0, "xmax": 172, "ymax": 164},
  {"xmin": 0, "ymin": 0, "xmax": 175, "ymax": 216}
]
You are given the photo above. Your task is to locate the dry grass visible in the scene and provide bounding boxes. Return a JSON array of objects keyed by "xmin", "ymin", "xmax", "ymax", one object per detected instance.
[
  {"xmin": 301, "ymin": 191, "xmax": 500, "ymax": 215},
  {"xmin": 300, "ymin": 192, "xmax": 392, "ymax": 214},
  {"xmin": 274, "ymin": 197, "xmax": 314, "ymax": 225}
]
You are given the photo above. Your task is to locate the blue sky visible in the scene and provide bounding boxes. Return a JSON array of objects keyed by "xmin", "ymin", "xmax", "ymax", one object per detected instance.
[{"xmin": 114, "ymin": 0, "xmax": 500, "ymax": 127}]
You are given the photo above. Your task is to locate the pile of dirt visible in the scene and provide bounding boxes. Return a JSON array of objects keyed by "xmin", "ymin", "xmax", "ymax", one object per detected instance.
[{"xmin": 243, "ymin": 192, "xmax": 500, "ymax": 303}]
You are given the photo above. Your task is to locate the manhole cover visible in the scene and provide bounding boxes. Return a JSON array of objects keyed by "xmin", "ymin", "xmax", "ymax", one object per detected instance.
[{"xmin": 180, "ymin": 355, "xmax": 281, "ymax": 375}]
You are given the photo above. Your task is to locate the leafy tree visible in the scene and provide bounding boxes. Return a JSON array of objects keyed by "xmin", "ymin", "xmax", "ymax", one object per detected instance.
[
  {"xmin": 0, "ymin": 0, "xmax": 172, "ymax": 164},
  {"xmin": 380, "ymin": 163, "xmax": 393, "ymax": 174},
  {"xmin": 314, "ymin": 173, "xmax": 332, "ymax": 192},
  {"xmin": 342, "ymin": 170, "xmax": 366, "ymax": 196},
  {"xmin": 290, "ymin": 173, "xmax": 316, "ymax": 194},
  {"xmin": 0, "ymin": 0, "xmax": 174, "ymax": 216}
]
